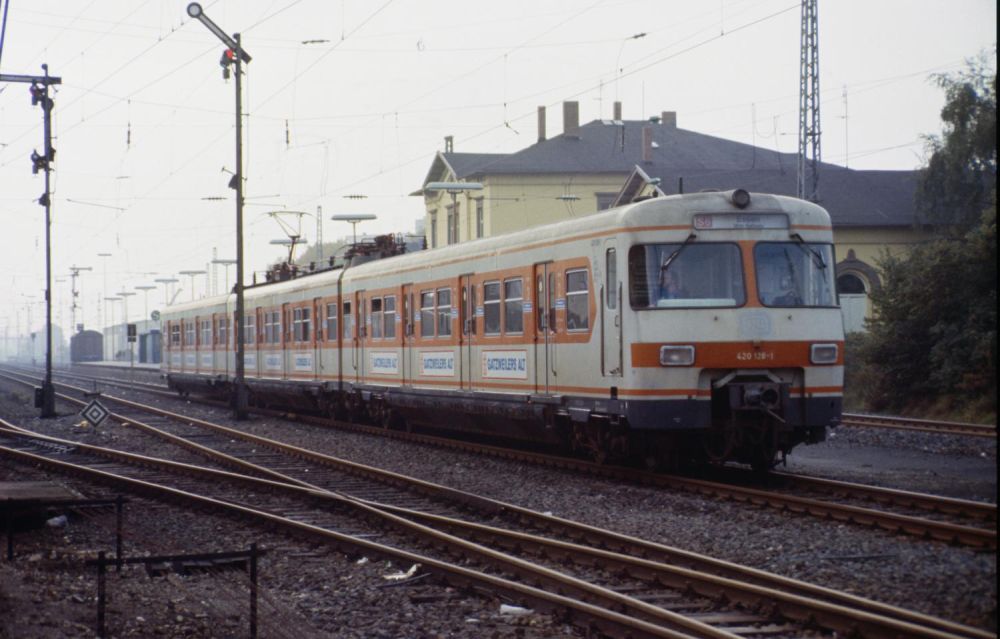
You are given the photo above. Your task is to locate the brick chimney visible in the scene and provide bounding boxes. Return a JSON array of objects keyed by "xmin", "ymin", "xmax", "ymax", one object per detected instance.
[
  {"xmin": 537, "ymin": 106, "xmax": 546, "ymax": 143},
  {"xmin": 642, "ymin": 126, "xmax": 653, "ymax": 162},
  {"xmin": 563, "ymin": 101, "xmax": 580, "ymax": 137},
  {"xmin": 661, "ymin": 111, "xmax": 677, "ymax": 128}
]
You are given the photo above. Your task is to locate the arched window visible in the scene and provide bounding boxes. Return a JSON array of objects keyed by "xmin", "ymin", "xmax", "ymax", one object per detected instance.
[{"xmin": 837, "ymin": 273, "xmax": 866, "ymax": 295}]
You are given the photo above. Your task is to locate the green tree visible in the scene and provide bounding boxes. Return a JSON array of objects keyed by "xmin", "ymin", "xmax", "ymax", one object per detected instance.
[
  {"xmin": 859, "ymin": 56, "xmax": 997, "ymax": 417},
  {"xmin": 916, "ymin": 53, "xmax": 996, "ymax": 230},
  {"xmin": 862, "ymin": 196, "xmax": 996, "ymax": 412}
]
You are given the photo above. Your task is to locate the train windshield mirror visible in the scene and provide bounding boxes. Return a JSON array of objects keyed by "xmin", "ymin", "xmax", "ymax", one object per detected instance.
[
  {"xmin": 755, "ymin": 242, "xmax": 836, "ymax": 307},
  {"xmin": 628, "ymin": 243, "xmax": 745, "ymax": 309}
]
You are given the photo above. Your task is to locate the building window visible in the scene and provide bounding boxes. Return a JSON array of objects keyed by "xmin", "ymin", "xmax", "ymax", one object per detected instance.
[
  {"xmin": 446, "ymin": 204, "xmax": 459, "ymax": 244},
  {"xmin": 596, "ymin": 192, "xmax": 617, "ymax": 210},
  {"xmin": 837, "ymin": 273, "xmax": 867, "ymax": 294},
  {"xmin": 326, "ymin": 303, "xmax": 338, "ymax": 341},
  {"xmin": 429, "ymin": 213, "xmax": 437, "ymax": 248},
  {"xmin": 566, "ymin": 269, "xmax": 589, "ymax": 331},
  {"xmin": 384, "ymin": 295, "xmax": 396, "ymax": 338},
  {"xmin": 476, "ymin": 199, "xmax": 484, "ymax": 238},
  {"xmin": 420, "ymin": 291, "xmax": 435, "ymax": 337},
  {"xmin": 437, "ymin": 288, "xmax": 452, "ymax": 337},
  {"xmin": 504, "ymin": 278, "xmax": 523, "ymax": 334},
  {"xmin": 370, "ymin": 298, "xmax": 383, "ymax": 339},
  {"xmin": 484, "ymin": 282, "xmax": 501, "ymax": 335}
]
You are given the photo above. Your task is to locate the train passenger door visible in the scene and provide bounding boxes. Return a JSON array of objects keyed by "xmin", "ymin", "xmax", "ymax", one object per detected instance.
[
  {"xmin": 533, "ymin": 262, "xmax": 553, "ymax": 394},
  {"xmin": 459, "ymin": 274, "xmax": 475, "ymax": 391},
  {"xmin": 281, "ymin": 302, "xmax": 291, "ymax": 380},
  {"xmin": 313, "ymin": 297, "xmax": 322, "ymax": 381},
  {"xmin": 602, "ymin": 240, "xmax": 622, "ymax": 377},
  {"xmin": 355, "ymin": 290, "xmax": 366, "ymax": 384},
  {"xmin": 401, "ymin": 283, "xmax": 414, "ymax": 385}
]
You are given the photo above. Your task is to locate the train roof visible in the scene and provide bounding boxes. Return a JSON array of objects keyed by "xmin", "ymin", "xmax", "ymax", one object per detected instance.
[{"xmin": 164, "ymin": 190, "xmax": 830, "ymax": 314}]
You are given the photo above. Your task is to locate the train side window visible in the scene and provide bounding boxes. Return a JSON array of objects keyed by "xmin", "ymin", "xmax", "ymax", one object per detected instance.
[
  {"xmin": 420, "ymin": 291, "xmax": 435, "ymax": 338},
  {"xmin": 504, "ymin": 278, "xmax": 523, "ymax": 334},
  {"xmin": 606, "ymin": 249, "xmax": 617, "ymax": 310},
  {"xmin": 549, "ymin": 273, "xmax": 558, "ymax": 333},
  {"xmin": 302, "ymin": 307, "xmax": 311, "ymax": 341},
  {"xmin": 326, "ymin": 303, "xmax": 338, "ymax": 342},
  {"xmin": 536, "ymin": 275, "xmax": 545, "ymax": 331},
  {"xmin": 371, "ymin": 298, "xmax": 383, "ymax": 339},
  {"xmin": 170, "ymin": 323, "xmax": 181, "ymax": 346},
  {"xmin": 384, "ymin": 295, "xmax": 397, "ymax": 338},
  {"xmin": 217, "ymin": 318, "xmax": 228, "ymax": 346},
  {"xmin": 200, "ymin": 319, "xmax": 212, "ymax": 346},
  {"xmin": 244, "ymin": 314, "xmax": 255, "ymax": 345},
  {"xmin": 437, "ymin": 288, "xmax": 452, "ymax": 337},
  {"xmin": 343, "ymin": 301, "xmax": 352, "ymax": 340},
  {"xmin": 483, "ymin": 282, "xmax": 501, "ymax": 335},
  {"xmin": 566, "ymin": 269, "xmax": 589, "ymax": 331},
  {"xmin": 184, "ymin": 320, "xmax": 195, "ymax": 347}
]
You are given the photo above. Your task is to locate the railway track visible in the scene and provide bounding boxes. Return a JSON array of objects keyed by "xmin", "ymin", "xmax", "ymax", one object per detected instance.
[
  {"xmin": 0, "ymin": 400, "xmax": 989, "ymax": 639},
  {"xmin": 841, "ymin": 412, "xmax": 996, "ymax": 438},
  {"xmin": 3, "ymin": 366, "xmax": 995, "ymax": 551}
]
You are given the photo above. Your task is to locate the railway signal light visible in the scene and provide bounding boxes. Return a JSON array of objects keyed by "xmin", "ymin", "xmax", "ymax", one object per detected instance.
[{"xmin": 219, "ymin": 48, "xmax": 235, "ymax": 79}]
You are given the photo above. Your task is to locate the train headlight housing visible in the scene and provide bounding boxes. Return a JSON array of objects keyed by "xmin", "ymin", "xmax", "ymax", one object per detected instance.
[
  {"xmin": 810, "ymin": 343, "xmax": 839, "ymax": 365},
  {"xmin": 659, "ymin": 345, "xmax": 695, "ymax": 366}
]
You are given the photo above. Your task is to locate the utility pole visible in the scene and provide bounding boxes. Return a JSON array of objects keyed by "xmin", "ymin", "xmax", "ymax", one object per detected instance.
[
  {"xmin": 797, "ymin": 0, "xmax": 821, "ymax": 202},
  {"xmin": 2, "ymin": 65, "xmax": 62, "ymax": 417},
  {"xmin": 186, "ymin": 2, "xmax": 252, "ymax": 419}
]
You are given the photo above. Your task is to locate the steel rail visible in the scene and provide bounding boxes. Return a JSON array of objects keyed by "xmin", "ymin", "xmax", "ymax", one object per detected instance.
[
  {"xmin": 0, "ymin": 376, "xmax": 991, "ymax": 639},
  {"xmin": 0, "ymin": 423, "xmax": 985, "ymax": 639},
  {"xmin": 2, "ymin": 368, "xmax": 993, "ymax": 550},
  {"xmin": 0, "ymin": 425, "xmax": 739, "ymax": 639},
  {"xmin": 841, "ymin": 413, "xmax": 996, "ymax": 438}
]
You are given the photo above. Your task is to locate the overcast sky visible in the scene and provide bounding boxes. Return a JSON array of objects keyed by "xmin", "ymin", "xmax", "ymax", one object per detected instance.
[{"xmin": 0, "ymin": 0, "xmax": 995, "ymax": 339}]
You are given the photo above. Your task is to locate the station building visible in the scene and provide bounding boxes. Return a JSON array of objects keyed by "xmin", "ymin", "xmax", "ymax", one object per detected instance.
[{"xmin": 414, "ymin": 102, "xmax": 935, "ymax": 333}]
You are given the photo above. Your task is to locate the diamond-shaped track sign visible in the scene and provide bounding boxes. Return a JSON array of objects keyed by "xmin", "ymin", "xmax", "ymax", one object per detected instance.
[{"xmin": 81, "ymin": 400, "xmax": 110, "ymax": 428}]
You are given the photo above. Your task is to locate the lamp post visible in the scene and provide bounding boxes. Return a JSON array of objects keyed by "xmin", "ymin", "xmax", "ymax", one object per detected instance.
[
  {"xmin": 154, "ymin": 277, "xmax": 179, "ymax": 307},
  {"xmin": 117, "ymin": 291, "xmax": 137, "ymax": 372},
  {"xmin": 97, "ymin": 252, "xmax": 113, "ymax": 358},
  {"xmin": 211, "ymin": 258, "xmax": 237, "ymax": 294},
  {"xmin": 330, "ymin": 213, "xmax": 376, "ymax": 248},
  {"xmin": 424, "ymin": 182, "xmax": 483, "ymax": 244},
  {"xmin": 135, "ymin": 285, "xmax": 156, "ymax": 320},
  {"xmin": 104, "ymin": 296, "xmax": 121, "ymax": 361},
  {"xmin": 178, "ymin": 270, "xmax": 206, "ymax": 301},
  {"xmin": 186, "ymin": 1, "xmax": 252, "ymax": 419}
]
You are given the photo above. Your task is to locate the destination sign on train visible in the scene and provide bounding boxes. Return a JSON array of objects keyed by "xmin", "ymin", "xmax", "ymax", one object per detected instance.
[{"xmin": 693, "ymin": 213, "xmax": 788, "ymax": 230}]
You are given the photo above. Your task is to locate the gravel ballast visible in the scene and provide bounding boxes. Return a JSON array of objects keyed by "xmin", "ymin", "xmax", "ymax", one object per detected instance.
[{"xmin": 1, "ymin": 374, "xmax": 995, "ymax": 636}]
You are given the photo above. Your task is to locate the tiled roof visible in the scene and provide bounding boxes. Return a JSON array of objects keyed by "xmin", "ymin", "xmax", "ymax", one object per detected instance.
[{"xmin": 438, "ymin": 119, "xmax": 921, "ymax": 227}]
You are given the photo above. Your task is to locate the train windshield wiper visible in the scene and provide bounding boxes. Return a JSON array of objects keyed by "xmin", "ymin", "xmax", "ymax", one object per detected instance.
[
  {"xmin": 659, "ymin": 233, "xmax": 697, "ymax": 273},
  {"xmin": 789, "ymin": 233, "xmax": 827, "ymax": 270}
]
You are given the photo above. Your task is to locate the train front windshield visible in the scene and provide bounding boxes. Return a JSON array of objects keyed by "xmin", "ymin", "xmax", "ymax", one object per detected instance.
[
  {"xmin": 629, "ymin": 243, "xmax": 746, "ymax": 308},
  {"xmin": 754, "ymin": 242, "xmax": 836, "ymax": 307},
  {"xmin": 628, "ymin": 241, "xmax": 837, "ymax": 309}
]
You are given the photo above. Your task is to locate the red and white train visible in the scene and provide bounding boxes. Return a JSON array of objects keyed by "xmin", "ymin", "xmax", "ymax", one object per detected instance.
[{"xmin": 163, "ymin": 189, "xmax": 843, "ymax": 470}]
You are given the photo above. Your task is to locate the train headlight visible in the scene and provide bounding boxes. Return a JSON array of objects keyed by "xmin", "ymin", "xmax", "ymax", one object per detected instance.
[
  {"xmin": 810, "ymin": 343, "xmax": 839, "ymax": 364},
  {"xmin": 659, "ymin": 345, "xmax": 695, "ymax": 366}
]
